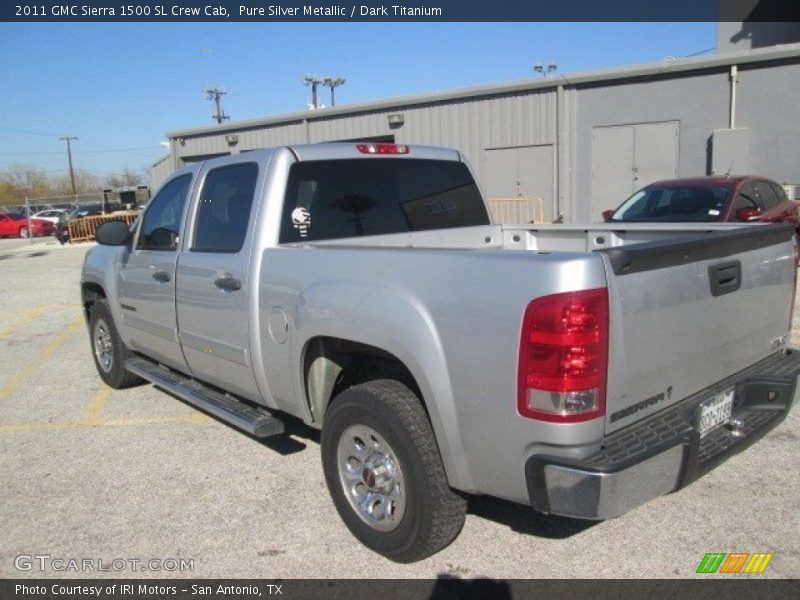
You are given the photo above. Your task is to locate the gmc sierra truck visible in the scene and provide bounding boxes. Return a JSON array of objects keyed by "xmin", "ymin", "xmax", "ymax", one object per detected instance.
[{"xmin": 81, "ymin": 143, "xmax": 800, "ymax": 562}]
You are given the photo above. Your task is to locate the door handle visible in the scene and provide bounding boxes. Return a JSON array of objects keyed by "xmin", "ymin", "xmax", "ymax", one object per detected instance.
[
  {"xmin": 215, "ymin": 274, "xmax": 241, "ymax": 292},
  {"xmin": 152, "ymin": 270, "xmax": 171, "ymax": 283},
  {"xmin": 708, "ymin": 260, "xmax": 741, "ymax": 297}
]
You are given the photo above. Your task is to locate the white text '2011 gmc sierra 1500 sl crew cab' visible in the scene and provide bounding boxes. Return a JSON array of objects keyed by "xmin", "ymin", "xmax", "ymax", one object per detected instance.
[{"xmin": 81, "ymin": 143, "xmax": 799, "ymax": 562}]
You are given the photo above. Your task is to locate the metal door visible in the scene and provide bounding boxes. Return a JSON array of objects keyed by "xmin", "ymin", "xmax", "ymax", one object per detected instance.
[
  {"xmin": 591, "ymin": 122, "xmax": 679, "ymax": 221},
  {"xmin": 484, "ymin": 145, "xmax": 554, "ymax": 220},
  {"xmin": 633, "ymin": 122, "xmax": 679, "ymax": 188},
  {"xmin": 117, "ymin": 172, "xmax": 195, "ymax": 371},
  {"xmin": 591, "ymin": 126, "xmax": 635, "ymax": 221},
  {"xmin": 175, "ymin": 160, "xmax": 263, "ymax": 401},
  {"xmin": 483, "ymin": 147, "xmax": 518, "ymax": 199}
]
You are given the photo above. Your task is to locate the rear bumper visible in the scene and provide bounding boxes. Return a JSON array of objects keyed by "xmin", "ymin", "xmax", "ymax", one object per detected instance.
[{"xmin": 525, "ymin": 349, "xmax": 800, "ymax": 520}]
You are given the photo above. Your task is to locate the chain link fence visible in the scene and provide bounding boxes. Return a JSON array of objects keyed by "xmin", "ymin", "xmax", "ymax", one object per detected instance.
[{"xmin": 1, "ymin": 191, "xmax": 140, "ymax": 246}]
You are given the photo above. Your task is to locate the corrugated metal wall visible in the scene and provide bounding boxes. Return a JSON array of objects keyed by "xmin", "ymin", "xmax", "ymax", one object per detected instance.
[
  {"xmin": 154, "ymin": 55, "xmax": 800, "ymax": 223},
  {"xmin": 304, "ymin": 91, "xmax": 556, "ymax": 183},
  {"xmin": 149, "ymin": 156, "xmax": 173, "ymax": 191},
  {"xmin": 173, "ymin": 90, "xmax": 557, "ymax": 188}
]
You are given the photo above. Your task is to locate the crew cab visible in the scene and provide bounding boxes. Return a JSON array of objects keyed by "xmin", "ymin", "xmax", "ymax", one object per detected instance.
[{"xmin": 81, "ymin": 144, "xmax": 800, "ymax": 562}]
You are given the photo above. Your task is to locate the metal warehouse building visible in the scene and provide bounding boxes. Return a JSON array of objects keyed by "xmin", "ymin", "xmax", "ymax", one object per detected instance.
[{"xmin": 153, "ymin": 39, "xmax": 800, "ymax": 224}]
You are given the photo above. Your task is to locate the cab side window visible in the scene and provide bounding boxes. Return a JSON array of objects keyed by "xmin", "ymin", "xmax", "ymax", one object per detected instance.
[
  {"xmin": 137, "ymin": 174, "xmax": 192, "ymax": 251},
  {"xmin": 192, "ymin": 163, "xmax": 258, "ymax": 254}
]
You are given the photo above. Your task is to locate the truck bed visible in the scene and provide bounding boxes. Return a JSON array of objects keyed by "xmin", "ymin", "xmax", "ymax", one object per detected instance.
[{"xmin": 312, "ymin": 222, "xmax": 760, "ymax": 253}]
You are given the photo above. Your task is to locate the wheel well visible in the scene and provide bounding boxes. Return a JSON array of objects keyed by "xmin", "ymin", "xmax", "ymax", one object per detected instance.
[
  {"xmin": 304, "ymin": 337, "xmax": 422, "ymax": 425},
  {"xmin": 81, "ymin": 283, "xmax": 106, "ymax": 322}
]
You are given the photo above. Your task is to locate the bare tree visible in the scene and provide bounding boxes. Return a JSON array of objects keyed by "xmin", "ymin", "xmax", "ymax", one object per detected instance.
[
  {"xmin": 52, "ymin": 169, "xmax": 100, "ymax": 195},
  {"xmin": 0, "ymin": 164, "xmax": 50, "ymax": 199},
  {"xmin": 105, "ymin": 166, "xmax": 145, "ymax": 189}
]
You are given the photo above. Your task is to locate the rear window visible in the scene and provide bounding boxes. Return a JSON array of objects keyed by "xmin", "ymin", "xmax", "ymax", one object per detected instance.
[
  {"xmin": 193, "ymin": 162, "xmax": 258, "ymax": 253},
  {"xmin": 612, "ymin": 185, "xmax": 733, "ymax": 222},
  {"xmin": 279, "ymin": 158, "xmax": 489, "ymax": 243}
]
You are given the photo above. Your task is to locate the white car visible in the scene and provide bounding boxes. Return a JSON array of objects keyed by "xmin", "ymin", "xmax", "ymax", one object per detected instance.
[{"xmin": 32, "ymin": 209, "xmax": 68, "ymax": 224}]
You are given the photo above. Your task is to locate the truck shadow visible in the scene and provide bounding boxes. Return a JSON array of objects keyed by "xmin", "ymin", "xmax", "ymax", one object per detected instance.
[
  {"xmin": 428, "ymin": 575, "xmax": 512, "ymax": 600},
  {"xmin": 253, "ymin": 413, "xmax": 318, "ymax": 455},
  {"xmin": 252, "ymin": 416, "xmax": 595, "ymax": 539},
  {"xmin": 265, "ymin": 417, "xmax": 595, "ymax": 539},
  {"xmin": 169, "ymin": 393, "xmax": 594, "ymax": 540},
  {"xmin": 466, "ymin": 494, "xmax": 595, "ymax": 539}
]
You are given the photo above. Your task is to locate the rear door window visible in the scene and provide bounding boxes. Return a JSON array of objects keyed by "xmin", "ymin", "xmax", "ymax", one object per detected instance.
[
  {"xmin": 193, "ymin": 163, "xmax": 259, "ymax": 253},
  {"xmin": 734, "ymin": 182, "xmax": 761, "ymax": 211},
  {"xmin": 753, "ymin": 181, "xmax": 780, "ymax": 210},
  {"xmin": 279, "ymin": 158, "xmax": 489, "ymax": 243},
  {"xmin": 770, "ymin": 182, "xmax": 788, "ymax": 203}
]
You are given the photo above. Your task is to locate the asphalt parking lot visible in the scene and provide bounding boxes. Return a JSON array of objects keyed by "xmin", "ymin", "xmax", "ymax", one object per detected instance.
[{"xmin": 1, "ymin": 236, "xmax": 799, "ymax": 579}]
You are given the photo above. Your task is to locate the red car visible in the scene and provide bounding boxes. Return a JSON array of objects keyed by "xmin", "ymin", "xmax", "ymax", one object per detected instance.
[
  {"xmin": 0, "ymin": 212, "xmax": 56, "ymax": 238},
  {"xmin": 602, "ymin": 176, "xmax": 799, "ymax": 227}
]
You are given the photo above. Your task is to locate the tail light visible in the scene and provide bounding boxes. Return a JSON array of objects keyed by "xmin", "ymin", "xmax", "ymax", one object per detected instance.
[
  {"xmin": 517, "ymin": 288, "xmax": 609, "ymax": 423},
  {"xmin": 356, "ymin": 143, "xmax": 409, "ymax": 155}
]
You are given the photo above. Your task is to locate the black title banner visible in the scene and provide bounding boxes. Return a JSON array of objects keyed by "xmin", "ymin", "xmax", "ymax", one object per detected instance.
[{"xmin": 4, "ymin": 0, "xmax": 800, "ymax": 22}]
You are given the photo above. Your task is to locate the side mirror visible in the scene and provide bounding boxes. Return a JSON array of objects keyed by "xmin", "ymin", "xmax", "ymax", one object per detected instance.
[
  {"xmin": 735, "ymin": 207, "xmax": 762, "ymax": 222},
  {"xmin": 601, "ymin": 209, "xmax": 615, "ymax": 222},
  {"xmin": 95, "ymin": 220, "xmax": 130, "ymax": 246}
]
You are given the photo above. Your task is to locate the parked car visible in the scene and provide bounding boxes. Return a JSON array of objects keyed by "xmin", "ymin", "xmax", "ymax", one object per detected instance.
[
  {"xmin": 0, "ymin": 212, "xmax": 55, "ymax": 238},
  {"xmin": 82, "ymin": 144, "xmax": 799, "ymax": 562},
  {"xmin": 601, "ymin": 176, "xmax": 800, "ymax": 226},
  {"xmin": 32, "ymin": 208, "xmax": 69, "ymax": 225}
]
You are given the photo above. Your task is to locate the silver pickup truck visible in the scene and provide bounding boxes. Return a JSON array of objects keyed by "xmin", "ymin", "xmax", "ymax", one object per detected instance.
[{"xmin": 81, "ymin": 143, "xmax": 800, "ymax": 562}]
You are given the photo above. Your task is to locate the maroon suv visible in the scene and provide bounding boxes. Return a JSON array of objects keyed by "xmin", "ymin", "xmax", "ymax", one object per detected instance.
[{"xmin": 602, "ymin": 176, "xmax": 799, "ymax": 227}]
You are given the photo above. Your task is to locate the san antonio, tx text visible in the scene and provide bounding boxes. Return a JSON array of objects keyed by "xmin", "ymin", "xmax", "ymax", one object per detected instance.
[{"xmin": 16, "ymin": 584, "xmax": 282, "ymax": 596}]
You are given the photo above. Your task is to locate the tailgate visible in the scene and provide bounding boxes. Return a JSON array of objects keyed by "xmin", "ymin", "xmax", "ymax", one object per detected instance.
[{"xmin": 599, "ymin": 224, "xmax": 796, "ymax": 434}]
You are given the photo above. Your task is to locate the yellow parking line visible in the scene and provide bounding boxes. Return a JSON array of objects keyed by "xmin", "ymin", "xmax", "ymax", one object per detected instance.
[
  {"xmin": 82, "ymin": 385, "xmax": 112, "ymax": 423},
  {"xmin": 0, "ymin": 305, "xmax": 57, "ymax": 340},
  {"xmin": 0, "ymin": 413, "xmax": 210, "ymax": 433},
  {"xmin": 0, "ymin": 316, "xmax": 84, "ymax": 403},
  {"xmin": 1, "ymin": 303, "xmax": 64, "ymax": 318},
  {"xmin": 101, "ymin": 414, "xmax": 211, "ymax": 427}
]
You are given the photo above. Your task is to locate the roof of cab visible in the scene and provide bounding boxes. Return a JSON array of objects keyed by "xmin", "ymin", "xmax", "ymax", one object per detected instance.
[{"xmin": 287, "ymin": 143, "xmax": 461, "ymax": 162}]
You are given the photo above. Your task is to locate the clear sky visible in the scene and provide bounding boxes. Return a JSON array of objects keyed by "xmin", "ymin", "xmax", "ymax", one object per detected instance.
[{"xmin": 0, "ymin": 22, "xmax": 717, "ymax": 177}]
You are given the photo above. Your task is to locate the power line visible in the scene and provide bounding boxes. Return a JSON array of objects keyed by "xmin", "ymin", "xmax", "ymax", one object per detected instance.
[
  {"xmin": 0, "ymin": 146, "xmax": 164, "ymax": 155},
  {"xmin": 0, "ymin": 125, "xmax": 62, "ymax": 137},
  {"xmin": 686, "ymin": 46, "xmax": 717, "ymax": 57}
]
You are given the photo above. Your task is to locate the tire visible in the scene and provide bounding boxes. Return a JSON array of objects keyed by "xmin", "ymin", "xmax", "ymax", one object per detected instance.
[
  {"xmin": 19, "ymin": 226, "xmax": 30, "ymax": 238},
  {"xmin": 321, "ymin": 379, "xmax": 466, "ymax": 562},
  {"xmin": 88, "ymin": 300, "xmax": 144, "ymax": 389}
]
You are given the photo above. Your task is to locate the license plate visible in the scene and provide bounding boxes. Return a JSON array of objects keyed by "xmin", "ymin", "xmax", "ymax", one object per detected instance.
[{"xmin": 697, "ymin": 389, "xmax": 734, "ymax": 438}]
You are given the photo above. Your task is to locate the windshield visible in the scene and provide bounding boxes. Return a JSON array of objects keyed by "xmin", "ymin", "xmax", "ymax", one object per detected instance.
[{"xmin": 612, "ymin": 185, "xmax": 733, "ymax": 222}]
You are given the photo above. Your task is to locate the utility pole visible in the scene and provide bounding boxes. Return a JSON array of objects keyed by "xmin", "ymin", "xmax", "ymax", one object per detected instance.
[
  {"xmin": 323, "ymin": 77, "xmax": 346, "ymax": 106},
  {"xmin": 59, "ymin": 136, "xmax": 78, "ymax": 198},
  {"xmin": 204, "ymin": 86, "xmax": 230, "ymax": 123},
  {"xmin": 303, "ymin": 75, "xmax": 325, "ymax": 109}
]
